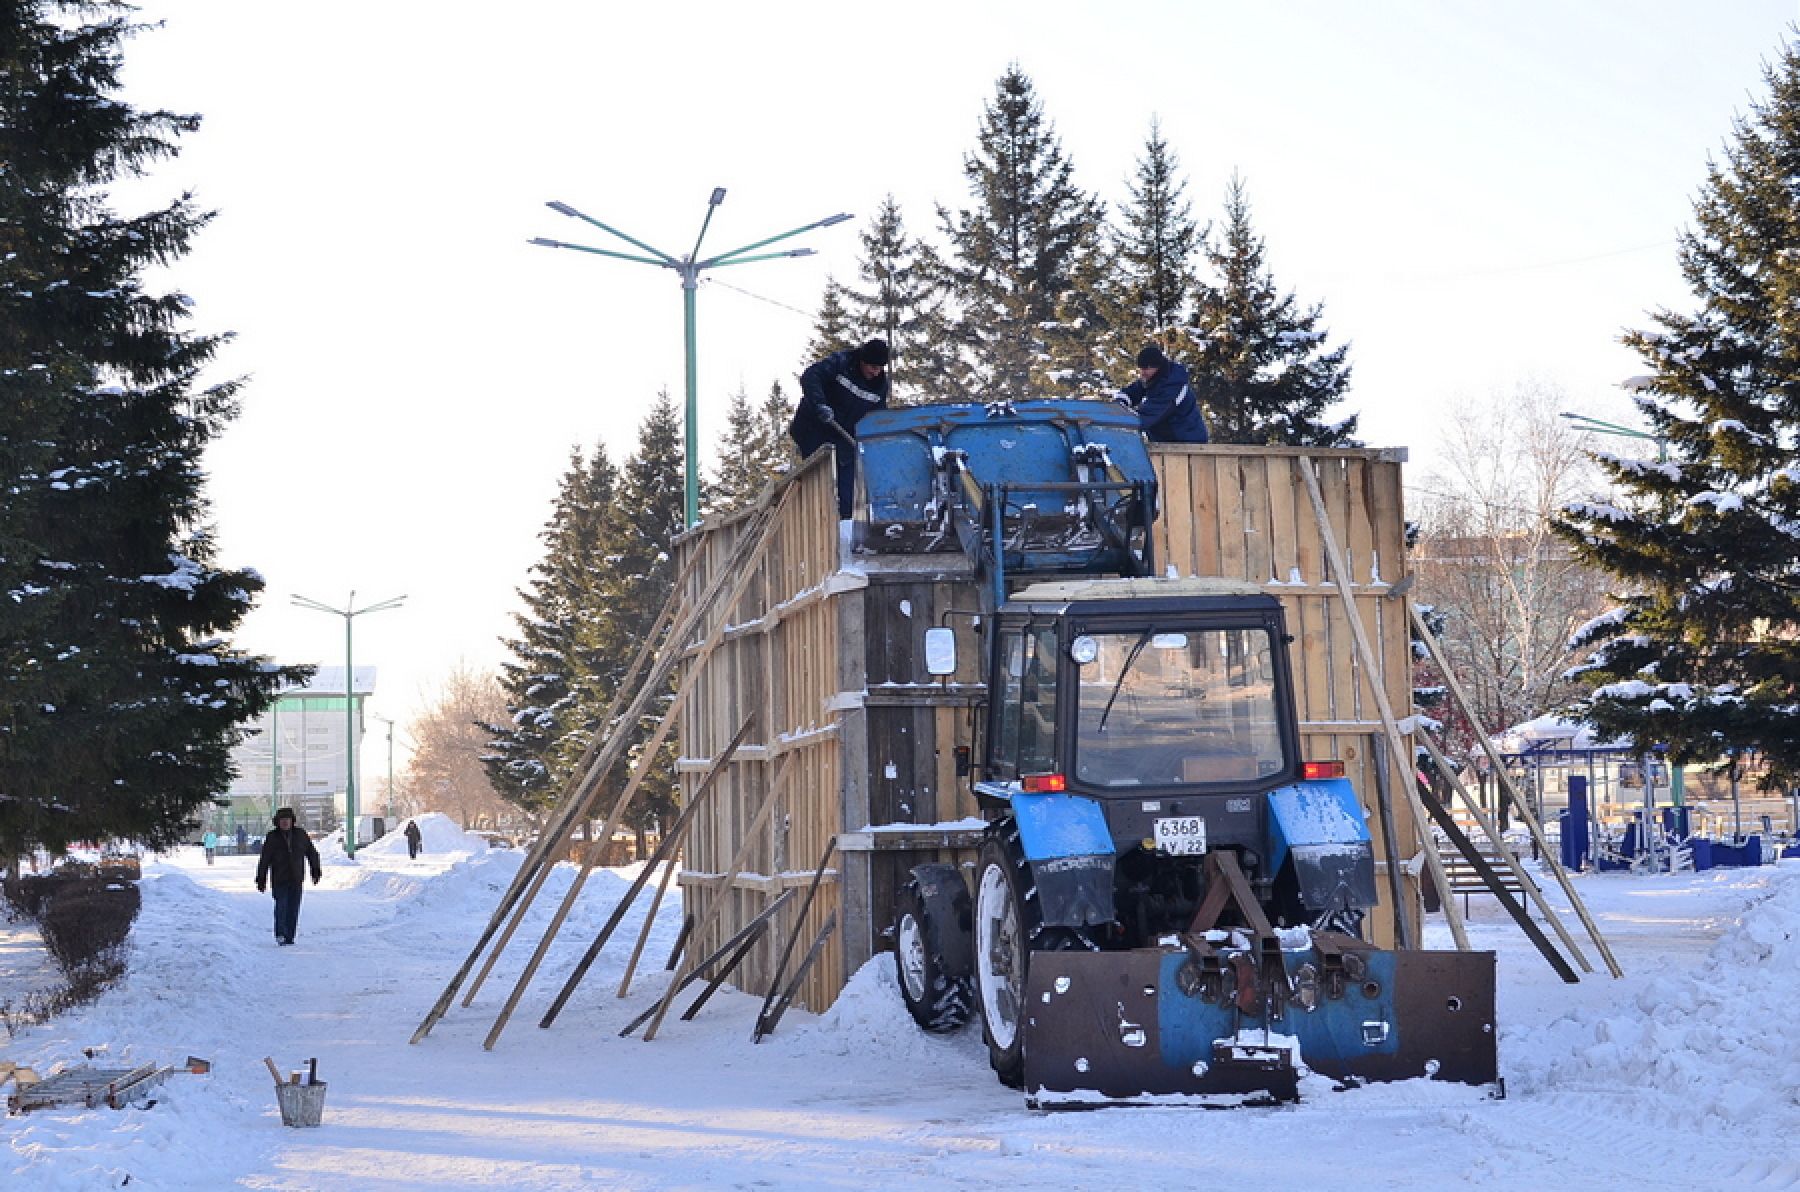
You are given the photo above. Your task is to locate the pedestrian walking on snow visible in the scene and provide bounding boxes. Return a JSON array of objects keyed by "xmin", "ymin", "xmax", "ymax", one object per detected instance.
[
  {"xmin": 1115, "ymin": 343, "xmax": 1209, "ymax": 444},
  {"xmin": 789, "ymin": 337, "xmax": 891, "ymax": 519},
  {"xmin": 404, "ymin": 819, "xmax": 423, "ymax": 860},
  {"xmin": 255, "ymin": 807, "xmax": 321, "ymax": 946},
  {"xmin": 236, "ymin": 823, "xmax": 249, "ymax": 852},
  {"xmin": 201, "ymin": 830, "xmax": 217, "ymax": 865}
]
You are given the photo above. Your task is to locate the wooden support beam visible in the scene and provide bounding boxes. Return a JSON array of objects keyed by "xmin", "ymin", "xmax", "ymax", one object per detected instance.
[
  {"xmin": 1299, "ymin": 456, "xmax": 1471, "ymax": 952},
  {"xmin": 641, "ymin": 753, "xmax": 795, "ymax": 1041},
  {"xmin": 1417, "ymin": 727, "xmax": 1592, "ymax": 974},
  {"xmin": 536, "ymin": 715, "xmax": 755, "ymax": 1029},
  {"xmin": 616, "ymin": 850, "xmax": 681, "ymax": 997},
  {"xmin": 618, "ymin": 890, "xmax": 796, "ymax": 1038},
  {"xmin": 1408, "ymin": 606, "xmax": 1623, "ymax": 978},
  {"xmin": 479, "ymin": 496, "xmax": 800, "ymax": 1050},
  {"xmin": 752, "ymin": 911, "xmax": 839, "ymax": 1043},
  {"xmin": 1414, "ymin": 777, "xmax": 1578, "ymax": 983},
  {"xmin": 411, "ymin": 512, "xmax": 758, "ymax": 1044},
  {"xmin": 751, "ymin": 838, "xmax": 837, "ymax": 1039}
]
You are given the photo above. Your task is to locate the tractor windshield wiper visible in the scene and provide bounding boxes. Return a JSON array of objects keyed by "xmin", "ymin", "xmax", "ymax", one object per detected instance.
[{"xmin": 1096, "ymin": 629, "xmax": 1153, "ymax": 734}]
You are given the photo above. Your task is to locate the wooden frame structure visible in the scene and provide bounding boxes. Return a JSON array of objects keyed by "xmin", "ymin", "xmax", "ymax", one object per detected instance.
[
  {"xmin": 413, "ymin": 435, "xmax": 1615, "ymax": 1045},
  {"xmin": 671, "ymin": 442, "xmax": 1435, "ymax": 1016}
]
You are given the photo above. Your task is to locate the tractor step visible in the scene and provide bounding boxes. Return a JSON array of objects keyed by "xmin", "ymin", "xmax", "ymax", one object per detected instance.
[{"xmin": 1021, "ymin": 942, "xmax": 1496, "ymax": 1108}]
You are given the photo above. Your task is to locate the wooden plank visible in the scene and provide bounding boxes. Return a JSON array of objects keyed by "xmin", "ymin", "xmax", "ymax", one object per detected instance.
[
  {"xmin": 1159, "ymin": 451, "xmax": 1195, "ymax": 576},
  {"xmin": 1241, "ymin": 454, "xmax": 1273, "ymax": 584},
  {"xmin": 1191, "ymin": 455, "xmax": 1222, "ymax": 578},
  {"xmin": 1215, "ymin": 456, "xmax": 1249, "ymax": 580},
  {"xmin": 1265, "ymin": 455, "xmax": 1302, "ymax": 588}
]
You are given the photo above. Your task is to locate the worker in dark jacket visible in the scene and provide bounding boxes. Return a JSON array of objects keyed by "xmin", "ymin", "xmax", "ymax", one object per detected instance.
[
  {"xmin": 255, "ymin": 807, "xmax": 321, "ymax": 946},
  {"xmin": 789, "ymin": 337, "xmax": 891, "ymax": 518},
  {"xmin": 1116, "ymin": 343, "xmax": 1209, "ymax": 444}
]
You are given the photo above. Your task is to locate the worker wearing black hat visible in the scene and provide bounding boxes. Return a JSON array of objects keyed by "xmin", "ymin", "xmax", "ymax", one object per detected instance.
[
  {"xmin": 1115, "ymin": 343, "xmax": 1209, "ymax": 443},
  {"xmin": 790, "ymin": 338, "xmax": 891, "ymax": 519}
]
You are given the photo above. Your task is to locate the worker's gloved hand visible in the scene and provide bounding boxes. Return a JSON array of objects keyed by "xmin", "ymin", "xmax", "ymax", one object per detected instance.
[
  {"xmin": 1112, "ymin": 392, "xmax": 1133, "ymax": 409},
  {"xmin": 815, "ymin": 405, "xmax": 835, "ymax": 424},
  {"xmin": 256, "ymin": 881, "xmax": 265, "ymax": 893},
  {"xmin": 311, "ymin": 873, "xmax": 320, "ymax": 885}
]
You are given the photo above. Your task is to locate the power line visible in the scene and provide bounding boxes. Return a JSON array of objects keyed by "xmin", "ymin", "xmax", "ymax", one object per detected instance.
[
  {"xmin": 1405, "ymin": 238, "xmax": 1674, "ymax": 284},
  {"xmin": 1404, "ymin": 483, "xmax": 1568, "ymax": 522},
  {"xmin": 701, "ymin": 275, "xmax": 814, "ymax": 318}
]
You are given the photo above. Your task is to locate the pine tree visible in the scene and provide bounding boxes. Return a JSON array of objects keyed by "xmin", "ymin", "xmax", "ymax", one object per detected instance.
[
  {"xmin": 584, "ymin": 392, "xmax": 687, "ymax": 841},
  {"xmin": 0, "ymin": 1, "xmax": 303, "ymax": 855},
  {"xmin": 835, "ymin": 196, "xmax": 956, "ymax": 406},
  {"xmin": 937, "ymin": 65, "xmax": 1108, "ymax": 401},
  {"xmin": 1187, "ymin": 176, "xmax": 1357, "ymax": 446},
  {"xmin": 804, "ymin": 279, "xmax": 856, "ymax": 372},
  {"xmin": 1115, "ymin": 119, "xmax": 1200, "ymax": 346},
  {"xmin": 483, "ymin": 443, "xmax": 617, "ymax": 809},
  {"xmin": 1554, "ymin": 37, "xmax": 1800, "ymax": 787},
  {"xmin": 707, "ymin": 380, "xmax": 799, "ymax": 516}
]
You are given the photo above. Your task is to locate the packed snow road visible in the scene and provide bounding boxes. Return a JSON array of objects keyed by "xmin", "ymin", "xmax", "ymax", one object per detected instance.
[{"xmin": 3, "ymin": 816, "xmax": 1796, "ymax": 1190}]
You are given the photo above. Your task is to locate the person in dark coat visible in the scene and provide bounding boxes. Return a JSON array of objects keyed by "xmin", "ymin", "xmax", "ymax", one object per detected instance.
[
  {"xmin": 789, "ymin": 338, "xmax": 891, "ymax": 518},
  {"xmin": 255, "ymin": 807, "xmax": 321, "ymax": 946},
  {"xmin": 1116, "ymin": 343, "xmax": 1209, "ymax": 444},
  {"xmin": 235, "ymin": 823, "xmax": 249, "ymax": 852},
  {"xmin": 403, "ymin": 819, "xmax": 423, "ymax": 860}
]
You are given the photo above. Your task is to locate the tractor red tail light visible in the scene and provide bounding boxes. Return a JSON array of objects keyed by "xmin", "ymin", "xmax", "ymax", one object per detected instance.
[
  {"xmin": 1302, "ymin": 761, "xmax": 1347, "ymax": 780},
  {"xmin": 1020, "ymin": 772, "xmax": 1068, "ymax": 793}
]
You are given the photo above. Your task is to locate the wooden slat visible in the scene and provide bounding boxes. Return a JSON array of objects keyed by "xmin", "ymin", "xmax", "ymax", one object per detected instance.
[
  {"xmin": 1241, "ymin": 455, "xmax": 1273, "ymax": 584},
  {"xmin": 1191, "ymin": 455, "xmax": 1222, "ymax": 577},
  {"xmin": 1159, "ymin": 452, "xmax": 1195, "ymax": 575}
]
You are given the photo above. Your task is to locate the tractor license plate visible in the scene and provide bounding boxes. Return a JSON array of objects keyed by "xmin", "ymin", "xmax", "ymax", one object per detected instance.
[{"xmin": 1154, "ymin": 816, "xmax": 1206, "ymax": 855}]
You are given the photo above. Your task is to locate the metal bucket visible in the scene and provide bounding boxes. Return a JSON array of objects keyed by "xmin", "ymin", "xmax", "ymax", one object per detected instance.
[{"xmin": 275, "ymin": 1080, "xmax": 327, "ymax": 1127}]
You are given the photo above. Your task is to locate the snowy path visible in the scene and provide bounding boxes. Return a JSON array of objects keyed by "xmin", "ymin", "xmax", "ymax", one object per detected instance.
[{"xmin": 4, "ymin": 819, "xmax": 1797, "ymax": 1191}]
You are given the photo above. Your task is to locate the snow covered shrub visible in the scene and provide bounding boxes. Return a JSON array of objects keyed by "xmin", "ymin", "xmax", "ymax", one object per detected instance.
[{"xmin": 38, "ymin": 877, "xmax": 139, "ymax": 985}]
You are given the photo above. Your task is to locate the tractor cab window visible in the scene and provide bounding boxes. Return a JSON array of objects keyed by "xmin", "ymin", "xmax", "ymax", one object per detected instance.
[
  {"xmin": 1072, "ymin": 626, "xmax": 1287, "ymax": 789},
  {"xmin": 990, "ymin": 624, "xmax": 1060, "ymax": 780}
]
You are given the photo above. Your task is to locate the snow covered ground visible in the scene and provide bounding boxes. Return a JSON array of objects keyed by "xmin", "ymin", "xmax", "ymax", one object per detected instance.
[{"xmin": 3, "ymin": 815, "xmax": 1796, "ymax": 1191}]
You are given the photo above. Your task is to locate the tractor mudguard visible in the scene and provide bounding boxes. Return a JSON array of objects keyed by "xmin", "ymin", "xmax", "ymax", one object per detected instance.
[
  {"xmin": 1010, "ymin": 794, "xmax": 1116, "ymax": 928},
  {"xmin": 1266, "ymin": 779, "xmax": 1380, "ymax": 912},
  {"xmin": 1021, "ymin": 942, "xmax": 1497, "ymax": 1108}
]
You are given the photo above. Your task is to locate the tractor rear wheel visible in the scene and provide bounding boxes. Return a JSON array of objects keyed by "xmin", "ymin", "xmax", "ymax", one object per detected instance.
[
  {"xmin": 893, "ymin": 864, "xmax": 973, "ymax": 1032},
  {"xmin": 974, "ymin": 834, "xmax": 1034, "ymax": 1087}
]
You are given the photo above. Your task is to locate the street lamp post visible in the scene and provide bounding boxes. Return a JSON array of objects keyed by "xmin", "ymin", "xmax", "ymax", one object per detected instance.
[
  {"xmin": 373, "ymin": 714, "xmax": 397, "ymax": 822},
  {"xmin": 531, "ymin": 191, "xmax": 852, "ymax": 526},
  {"xmin": 292, "ymin": 592, "xmax": 405, "ymax": 858},
  {"xmin": 1558, "ymin": 411, "xmax": 1669, "ymax": 462}
]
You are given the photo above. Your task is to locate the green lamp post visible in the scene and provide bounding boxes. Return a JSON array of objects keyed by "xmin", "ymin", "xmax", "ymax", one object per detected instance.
[
  {"xmin": 531, "ymin": 190, "xmax": 852, "ymax": 526},
  {"xmin": 292, "ymin": 592, "xmax": 405, "ymax": 857},
  {"xmin": 1558, "ymin": 411, "xmax": 1669, "ymax": 462}
]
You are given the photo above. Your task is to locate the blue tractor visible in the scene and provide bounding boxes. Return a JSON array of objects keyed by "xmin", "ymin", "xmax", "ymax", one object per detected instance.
[{"xmin": 858, "ymin": 400, "xmax": 1497, "ymax": 1106}]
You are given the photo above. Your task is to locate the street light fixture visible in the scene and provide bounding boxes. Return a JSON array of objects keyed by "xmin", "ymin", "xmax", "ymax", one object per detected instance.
[
  {"xmin": 291, "ymin": 591, "xmax": 405, "ymax": 858},
  {"xmin": 1558, "ymin": 411, "xmax": 1669, "ymax": 463},
  {"xmin": 372, "ymin": 714, "xmax": 398, "ymax": 823},
  {"xmin": 532, "ymin": 191, "xmax": 853, "ymax": 526}
]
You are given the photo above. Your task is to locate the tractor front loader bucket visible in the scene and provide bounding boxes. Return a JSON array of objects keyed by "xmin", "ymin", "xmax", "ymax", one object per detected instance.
[{"xmin": 1022, "ymin": 942, "xmax": 1497, "ymax": 1108}]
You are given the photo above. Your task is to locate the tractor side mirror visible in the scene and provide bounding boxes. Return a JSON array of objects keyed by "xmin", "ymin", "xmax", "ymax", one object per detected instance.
[{"xmin": 923, "ymin": 627, "xmax": 957, "ymax": 677}]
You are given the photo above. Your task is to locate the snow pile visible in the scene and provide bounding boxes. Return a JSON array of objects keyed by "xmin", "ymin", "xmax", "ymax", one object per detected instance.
[
  {"xmin": 1507, "ymin": 866, "xmax": 1800, "ymax": 1123},
  {"xmin": 796, "ymin": 956, "xmax": 981, "ymax": 1068},
  {"xmin": 316, "ymin": 811, "xmax": 492, "ymax": 862}
]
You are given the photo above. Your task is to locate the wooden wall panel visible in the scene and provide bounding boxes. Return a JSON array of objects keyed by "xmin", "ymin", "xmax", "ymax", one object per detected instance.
[{"xmin": 1152, "ymin": 445, "xmax": 1420, "ymax": 945}]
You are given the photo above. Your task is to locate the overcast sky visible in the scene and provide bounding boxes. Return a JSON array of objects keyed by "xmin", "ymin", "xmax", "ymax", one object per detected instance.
[{"xmin": 113, "ymin": 0, "xmax": 1798, "ymax": 778}]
